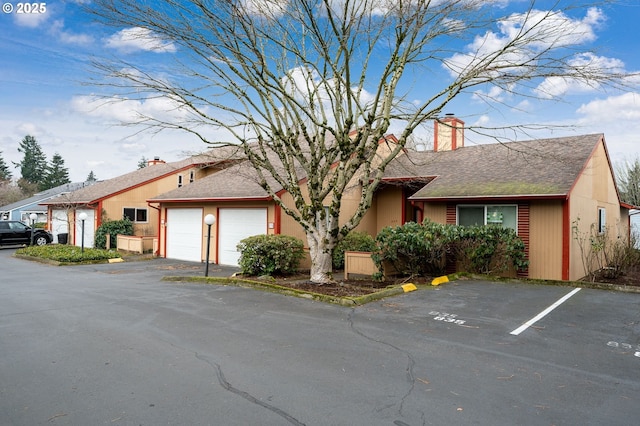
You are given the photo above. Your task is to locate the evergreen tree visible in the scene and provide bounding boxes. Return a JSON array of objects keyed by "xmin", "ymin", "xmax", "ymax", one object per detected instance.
[
  {"xmin": 137, "ymin": 156, "xmax": 148, "ymax": 169},
  {"xmin": 40, "ymin": 152, "xmax": 71, "ymax": 191},
  {"xmin": 0, "ymin": 151, "xmax": 11, "ymax": 181},
  {"xmin": 86, "ymin": 170, "xmax": 97, "ymax": 182},
  {"xmin": 13, "ymin": 135, "xmax": 47, "ymax": 187}
]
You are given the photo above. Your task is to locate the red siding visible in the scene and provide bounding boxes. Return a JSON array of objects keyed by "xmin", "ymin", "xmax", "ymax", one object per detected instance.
[
  {"xmin": 517, "ymin": 203, "xmax": 530, "ymax": 278},
  {"xmin": 446, "ymin": 204, "xmax": 456, "ymax": 225}
]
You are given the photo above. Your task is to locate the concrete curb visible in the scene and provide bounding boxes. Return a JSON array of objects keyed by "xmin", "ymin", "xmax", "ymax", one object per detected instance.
[
  {"xmin": 162, "ymin": 275, "xmax": 426, "ymax": 306},
  {"xmin": 455, "ymin": 272, "xmax": 640, "ymax": 294}
]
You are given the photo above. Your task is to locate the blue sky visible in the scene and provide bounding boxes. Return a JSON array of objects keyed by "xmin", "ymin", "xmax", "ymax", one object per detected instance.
[{"xmin": 1, "ymin": 0, "xmax": 640, "ymax": 182}]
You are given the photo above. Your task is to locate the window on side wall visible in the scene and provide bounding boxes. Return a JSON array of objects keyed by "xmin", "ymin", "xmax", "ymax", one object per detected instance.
[
  {"xmin": 123, "ymin": 208, "xmax": 148, "ymax": 223},
  {"xmin": 178, "ymin": 175, "xmax": 183, "ymax": 188},
  {"xmin": 457, "ymin": 205, "xmax": 518, "ymax": 233},
  {"xmin": 189, "ymin": 170, "xmax": 195, "ymax": 183},
  {"xmin": 598, "ymin": 207, "xmax": 606, "ymax": 234}
]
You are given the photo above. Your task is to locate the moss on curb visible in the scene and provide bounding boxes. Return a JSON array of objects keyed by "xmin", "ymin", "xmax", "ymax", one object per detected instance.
[
  {"xmin": 13, "ymin": 253, "xmax": 118, "ymax": 266},
  {"xmin": 162, "ymin": 275, "xmax": 430, "ymax": 306},
  {"xmin": 458, "ymin": 273, "xmax": 640, "ymax": 294},
  {"xmin": 164, "ymin": 270, "xmax": 640, "ymax": 306}
]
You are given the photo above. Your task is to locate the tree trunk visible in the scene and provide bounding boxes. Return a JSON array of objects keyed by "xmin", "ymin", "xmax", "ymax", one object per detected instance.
[{"xmin": 307, "ymin": 231, "xmax": 334, "ymax": 284}]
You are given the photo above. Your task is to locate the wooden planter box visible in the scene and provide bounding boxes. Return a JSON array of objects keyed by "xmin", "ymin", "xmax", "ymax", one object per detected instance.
[
  {"xmin": 116, "ymin": 234, "xmax": 156, "ymax": 254},
  {"xmin": 344, "ymin": 251, "xmax": 378, "ymax": 280}
]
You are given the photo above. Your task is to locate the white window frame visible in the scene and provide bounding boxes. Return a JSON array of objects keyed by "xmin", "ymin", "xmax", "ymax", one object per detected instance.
[{"xmin": 457, "ymin": 204, "xmax": 518, "ymax": 233}]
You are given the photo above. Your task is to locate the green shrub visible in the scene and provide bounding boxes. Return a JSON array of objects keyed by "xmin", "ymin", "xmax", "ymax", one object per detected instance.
[
  {"xmin": 372, "ymin": 220, "xmax": 528, "ymax": 277},
  {"xmin": 332, "ymin": 231, "xmax": 376, "ymax": 269},
  {"xmin": 237, "ymin": 234, "xmax": 305, "ymax": 276},
  {"xmin": 372, "ymin": 220, "xmax": 453, "ymax": 276},
  {"xmin": 452, "ymin": 226, "xmax": 528, "ymax": 274},
  {"xmin": 16, "ymin": 245, "xmax": 121, "ymax": 262},
  {"xmin": 95, "ymin": 218, "xmax": 134, "ymax": 249}
]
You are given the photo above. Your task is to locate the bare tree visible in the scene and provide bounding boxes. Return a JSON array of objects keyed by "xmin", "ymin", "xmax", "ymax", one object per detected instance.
[
  {"xmin": 87, "ymin": 0, "xmax": 632, "ymax": 283},
  {"xmin": 617, "ymin": 156, "xmax": 640, "ymax": 207}
]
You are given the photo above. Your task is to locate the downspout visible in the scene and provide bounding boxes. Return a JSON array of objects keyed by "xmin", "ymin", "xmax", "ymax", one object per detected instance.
[
  {"xmin": 214, "ymin": 207, "xmax": 220, "ymax": 264},
  {"xmin": 147, "ymin": 202, "xmax": 161, "ymax": 256},
  {"xmin": 72, "ymin": 209, "xmax": 77, "ymax": 246},
  {"xmin": 401, "ymin": 187, "xmax": 406, "ymax": 224},
  {"xmin": 96, "ymin": 201, "xmax": 103, "ymax": 228},
  {"xmin": 562, "ymin": 196, "xmax": 571, "ymax": 281},
  {"xmin": 274, "ymin": 203, "xmax": 281, "ymax": 234}
]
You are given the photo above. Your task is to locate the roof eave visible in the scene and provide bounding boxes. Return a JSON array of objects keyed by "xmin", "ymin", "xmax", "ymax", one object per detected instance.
[
  {"xmin": 409, "ymin": 193, "xmax": 568, "ymax": 202},
  {"xmin": 147, "ymin": 196, "xmax": 273, "ymax": 203}
]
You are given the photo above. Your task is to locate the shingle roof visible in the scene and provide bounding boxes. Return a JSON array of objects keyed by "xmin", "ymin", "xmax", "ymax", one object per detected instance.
[
  {"xmin": 0, "ymin": 182, "xmax": 94, "ymax": 212},
  {"xmin": 41, "ymin": 149, "xmax": 242, "ymax": 206},
  {"xmin": 147, "ymin": 133, "xmax": 603, "ymax": 203},
  {"xmin": 148, "ymin": 160, "xmax": 275, "ymax": 201},
  {"xmin": 407, "ymin": 134, "xmax": 603, "ymax": 200}
]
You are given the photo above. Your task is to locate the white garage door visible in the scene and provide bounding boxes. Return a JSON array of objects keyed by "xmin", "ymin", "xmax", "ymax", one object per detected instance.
[
  {"xmin": 218, "ymin": 208, "xmax": 267, "ymax": 266},
  {"xmin": 75, "ymin": 209, "xmax": 95, "ymax": 248},
  {"xmin": 166, "ymin": 208, "xmax": 203, "ymax": 262},
  {"xmin": 51, "ymin": 209, "xmax": 68, "ymax": 244}
]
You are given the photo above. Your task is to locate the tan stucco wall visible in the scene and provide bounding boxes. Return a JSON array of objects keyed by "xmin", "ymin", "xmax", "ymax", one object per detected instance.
[
  {"xmin": 374, "ymin": 187, "xmax": 403, "ymax": 230},
  {"xmin": 101, "ymin": 166, "xmax": 207, "ymax": 236},
  {"xmin": 528, "ymin": 200, "xmax": 564, "ymax": 281},
  {"xmin": 568, "ymin": 141, "xmax": 627, "ymax": 280},
  {"xmin": 422, "ymin": 202, "xmax": 447, "ymax": 224}
]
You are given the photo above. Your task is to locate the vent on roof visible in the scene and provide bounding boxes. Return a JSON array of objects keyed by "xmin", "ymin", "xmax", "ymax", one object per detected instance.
[{"xmin": 434, "ymin": 114, "xmax": 464, "ymax": 152}]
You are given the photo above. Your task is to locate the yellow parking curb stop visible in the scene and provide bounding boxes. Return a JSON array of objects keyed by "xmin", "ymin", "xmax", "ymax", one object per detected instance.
[
  {"xmin": 401, "ymin": 283, "xmax": 417, "ymax": 292},
  {"xmin": 431, "ymin": 276, "xmax": 449, "ymax": 286}
]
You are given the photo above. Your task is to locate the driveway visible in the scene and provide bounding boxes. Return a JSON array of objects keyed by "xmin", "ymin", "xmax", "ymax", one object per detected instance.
[{"xmin": 1, "ymin": 248, "xmax": 639, "ymax": 425}]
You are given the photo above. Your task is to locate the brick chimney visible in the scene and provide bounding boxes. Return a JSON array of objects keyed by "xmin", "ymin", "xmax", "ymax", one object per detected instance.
[
  {"xmin": 147, "ymin": 156, "xmax": 166, "ymax": 166},
  {"xmin": 434, "ymin": 114, "xmax": 464, "ymax": 152}
]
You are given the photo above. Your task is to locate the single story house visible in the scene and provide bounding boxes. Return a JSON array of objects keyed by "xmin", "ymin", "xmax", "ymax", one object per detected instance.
[
  {"xmin": 148, "ymin": 118, "xmax": 633, "ymax": 281},
  {"xmin": 41, "ymin": 150, "xmax": 241, "ymax": 248},
  {"xmin": 0, "ymin": 182, "xmax": 93, "ymax": 226}
]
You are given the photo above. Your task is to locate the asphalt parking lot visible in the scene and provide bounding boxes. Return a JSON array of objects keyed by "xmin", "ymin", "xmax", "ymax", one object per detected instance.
[{"xmin": 1, "ymin": 247, "xmax": 639, "ymax": 425}]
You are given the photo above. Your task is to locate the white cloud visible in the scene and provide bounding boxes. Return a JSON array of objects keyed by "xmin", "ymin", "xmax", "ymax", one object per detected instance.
[
  {"xmin": 87, "ymin": 160, "xmax": 105, "ymax": 168},
  {"xmin": 576, "ymin": 92, "xmax": 640, "ymax": 120},
  {"xmin": 535, "ymin": 53, "xmax": 626, "ymax": 98},
  {"xmin": 240, "ymin": 0, "xmax": 289, "ymax": 18},
  {"xmin": 281, "ymin": 66, "xmax": 376, "ymax": 126},
  {"xmin": 50, "ymin": 20, "xmax": 94, "ymax": 45},
  {"xmin": 71, "ymin": 94, "xmax": 192, "ymax": 125},
  {"xmin": 472, "ymin": 115, "xmax": 491, "ymax": 128},
  {"xmin": 13, "ymin": 8, "xmax": 49, "ymax": 28},
  {"xmin": 104, "ymin": 27, "xmax": 177, "ymax": 53},
  {"xmin": 120, "ymin": 142, "xmax": 148, "ymax": 153},
  {"xmin": 445, "ymin": 7, "xmax": 605, "ymax": 78},
  {"xmin": 472, "ymin": 86, "xmax": 506, "ymax": 103}
]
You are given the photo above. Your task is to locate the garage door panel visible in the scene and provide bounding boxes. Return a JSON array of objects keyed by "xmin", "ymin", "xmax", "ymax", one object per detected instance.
[
  {"xmin": 167, "ymin": 209, "xmax": 202, "ymax": 262},
  {"xmin": 75, "ymin": 209, "xmax": 95, "ymax": 248},
  {"xmin": 218, "ymin": 208, "xmax": 267, "ymax": 266}
]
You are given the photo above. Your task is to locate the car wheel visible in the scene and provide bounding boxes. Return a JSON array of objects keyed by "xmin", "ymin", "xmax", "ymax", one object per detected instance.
[{"xmin": 34, "ymin": 235, "xmax": 49, "ymax": 246}]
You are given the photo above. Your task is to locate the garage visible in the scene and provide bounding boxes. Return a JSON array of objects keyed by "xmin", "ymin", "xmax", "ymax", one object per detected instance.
[
  {"xmin": 75, "ymin": 209, "xmax": 95, "ymax": 248},
  {"xmin": 218, "ymin": 208, "xmax": 267, "ymax": 266},
  {"xmin": 51, "ymin": 209, "xmax": 69, "ymax": 244},
  {"xmin": 166, "ymin": 208, "xmax": 203, "ymax": 262}
]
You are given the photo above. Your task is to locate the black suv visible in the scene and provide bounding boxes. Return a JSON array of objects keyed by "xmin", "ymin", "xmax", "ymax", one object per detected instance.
[{"xmin": 0, "ymin": 221, "xmax": 52, "ymax": 246}]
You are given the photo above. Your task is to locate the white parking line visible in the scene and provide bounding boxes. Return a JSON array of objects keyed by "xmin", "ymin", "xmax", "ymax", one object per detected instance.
[{"xmin": 510, "ymin": 288, "xmax": 582, "ymax": 336}]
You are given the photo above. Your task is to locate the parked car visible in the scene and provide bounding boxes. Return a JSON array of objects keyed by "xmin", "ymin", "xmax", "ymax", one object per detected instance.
[{"xmin": 0, "ymin": 221, "xmax": 52, "ymax": 246}]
